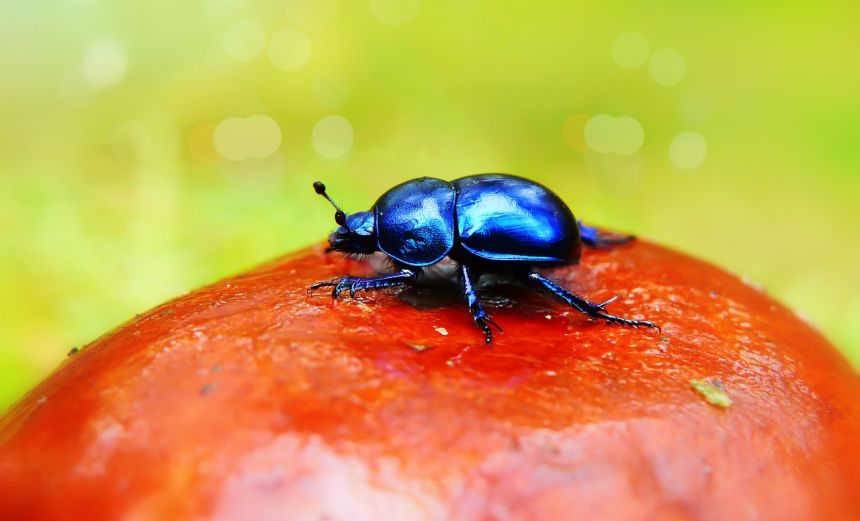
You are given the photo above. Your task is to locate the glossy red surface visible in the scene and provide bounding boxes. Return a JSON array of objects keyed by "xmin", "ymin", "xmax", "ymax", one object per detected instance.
[{"xmin": 1, "ymin": 242, "xmax": 858, "ymax": 520}]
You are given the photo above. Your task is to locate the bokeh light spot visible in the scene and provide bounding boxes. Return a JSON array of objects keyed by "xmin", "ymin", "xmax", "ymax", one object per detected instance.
[
  {"xmin": 83, "ymin": 41, "xmax": 127, "ymax": 89},
  {"xmin": 223, "ymin": 20, "xmax": 266, "ymax": 62},
  {"xmin": 561, "ymin": 114, "xmax": 589, "ymax": 151},
  {"xmin": 312, "ymin": 115, "xmax": 354, "ymax": 158},
  {"xmin": 214, "ymin": 118, "xmax": 249, "ymax": 161},
  {"xmin": 611, "ymin": 33, "xmax": 650, "ymax": 69},
  {"xmin": 370, "ymin": 0, "xmax": 421, "ymax": 26},
  {"xmin": 648, "ymin": 48, "xmax": 686, "ymax": 86},
  {"xmin": 213, "ymin": 115, "xmax": 282, "ymax": 161},
  {"xmin": 584, "ymin": 114, "xmax": 644, "ymax": 155},
  {"xmin": 268, "ymin": 29, "xmax": 311, "ymax": 71},
  {"xmin": 669, "ymin": 131, "xmax": 707, "ymax": 170}
]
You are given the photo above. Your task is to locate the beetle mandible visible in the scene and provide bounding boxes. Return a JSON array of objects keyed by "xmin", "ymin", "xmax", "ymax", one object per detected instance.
[{"xmin": 310, "ymin": 174, "xmax": 658, "ymax": 343}]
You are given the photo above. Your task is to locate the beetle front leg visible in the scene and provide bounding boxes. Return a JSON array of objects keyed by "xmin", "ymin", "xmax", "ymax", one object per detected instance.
[
  {"xmin": 460, "ymin": 265, "xmax": 503, "ymax": 345},
  {"xmin": 309, "ymin": 269, "xmax": 416, "ymax": 299},
  {"xmin": 579, "ymin": 221, "xmax": 635, "ymax": 249},
  {"xmin": 526, "ymin": 272, "xmax": 659, "ymax": 330}
]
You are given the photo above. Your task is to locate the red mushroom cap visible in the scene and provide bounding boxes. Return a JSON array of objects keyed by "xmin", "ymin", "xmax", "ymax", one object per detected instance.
[{"xmin": 1, "ymin": 241, "xmax": 859, "ymax": 520}]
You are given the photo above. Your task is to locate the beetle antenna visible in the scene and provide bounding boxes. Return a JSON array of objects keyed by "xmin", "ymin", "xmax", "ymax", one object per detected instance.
[{"xmin": 313, "ymin": 181, "xmax": 347, "ymax": 227}]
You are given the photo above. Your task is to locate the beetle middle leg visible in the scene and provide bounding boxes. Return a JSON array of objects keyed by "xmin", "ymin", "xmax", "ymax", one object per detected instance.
[
  {"xmin": 310, "ymin": 269, "xmax": 416, "ymax": 299},
  {"xmin": 526, "ymin": 272, "xmax": 659, "ymax": 330},
  {"xmin": 459, "ymin": 264, "xmax": 503, "ymax": 344}
]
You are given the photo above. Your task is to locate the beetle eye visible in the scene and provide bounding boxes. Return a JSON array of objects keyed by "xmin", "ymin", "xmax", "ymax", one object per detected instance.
[{"xmin": 335, "ymin": 210, "xmax": 347, "ymax": 227}]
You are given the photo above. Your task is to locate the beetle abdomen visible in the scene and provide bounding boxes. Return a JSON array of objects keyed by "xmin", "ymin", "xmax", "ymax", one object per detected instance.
[
  {"xmin": 453, "ymin": 174, "xmax": 580, "ymax": 264},
  {"xmin": 374, "ymin": 177, "xmax": 456, "ymax": 266}
]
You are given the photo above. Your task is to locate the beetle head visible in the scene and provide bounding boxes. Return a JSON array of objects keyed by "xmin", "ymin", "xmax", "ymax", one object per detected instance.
[
  {"xmin": 314, "ymin": 181, "xmax": 377, "ymax": 255},
  {"xmin": 328, "ymin": 211, "xmax": 376, "ymax": 254}
]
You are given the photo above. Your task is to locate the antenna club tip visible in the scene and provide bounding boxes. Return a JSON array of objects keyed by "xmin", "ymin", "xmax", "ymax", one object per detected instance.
[{"xmin": 313, "ymin": 181, "xmax": 326, "ymax": 194}]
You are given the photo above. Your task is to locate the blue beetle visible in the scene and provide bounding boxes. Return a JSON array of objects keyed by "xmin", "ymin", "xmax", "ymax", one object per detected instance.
[{"xmin": 311, "ymin": 174, "xmax": 658, "ymax": 343}]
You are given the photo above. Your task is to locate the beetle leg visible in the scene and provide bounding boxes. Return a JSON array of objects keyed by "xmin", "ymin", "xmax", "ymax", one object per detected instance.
[
  {"xmin": 579, "ymin": 221, "xmax": 635, "ymax": 249},
  {"xmin": 309, "ymin": 269, "xmax": 416, "ymax": 300},
  {"xmin": 460, "ymin": 265, "xmax": 503, "ymax": 345},
  {"xmin": 526, "ymin": 272, "xmax": 660, "ymax": 331}
]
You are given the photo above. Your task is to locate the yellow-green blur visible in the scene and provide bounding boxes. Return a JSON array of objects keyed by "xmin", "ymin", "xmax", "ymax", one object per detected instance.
[{"xmin": 2, "ymin": 0, "xmax": 859, "ymax": 409}]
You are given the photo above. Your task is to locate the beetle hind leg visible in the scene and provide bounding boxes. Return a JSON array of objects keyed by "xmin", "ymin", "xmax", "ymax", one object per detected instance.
[
  {"xmin": 309, "ymin": 269, "xmax": 416, "ymax": 299},
  {"xmin": 579, "ymin": 221, "xmax": 635, "ymax": 249},
  {"xmin": 459, "ymin": 265, "xmax": 503, "ymax": 344},
  {"xmin": 526, "ymin": 272, "xmax": 659, "ymax": 331}
]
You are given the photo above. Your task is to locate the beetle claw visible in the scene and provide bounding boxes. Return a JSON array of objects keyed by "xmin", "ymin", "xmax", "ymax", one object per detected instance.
[
  {"xmin": 475, "ymin": 318, "xmax": 494, "ymax": 345},
  {"xmin": 309, "ymin": 280, "xmax": 338, "ymax": 295},
  {"xmin": 484, "ymin": 314, "xmax": 503, "ymax": 332},
  {"xmin": 599, "ymin": 314, "xmax": 660, "ymax": 331},
  {"xmin": 471, "ymin": 309, "xmax": 503, "ymax": 345},
  {"xmin": 596, "ymin": 295, "xmax": 619, "ymax": 310},
  {"xmin": 309, "ymin": 271, "xmax": 416, "ymax": 302},
  {"xmin": 348, "ymin": 280, "xmax": 368, "ymax": 298}
]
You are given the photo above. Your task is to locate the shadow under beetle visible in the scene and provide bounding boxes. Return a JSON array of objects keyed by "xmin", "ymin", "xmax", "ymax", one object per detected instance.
[{"xmin": 310, "ymin": 174, "xmax": 659, "ymax": 344}]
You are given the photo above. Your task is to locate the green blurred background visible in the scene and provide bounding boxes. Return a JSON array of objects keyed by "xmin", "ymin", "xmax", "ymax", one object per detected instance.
[{"xmin": 1, "ymin": 0, "xmax": 859, "ymax": 410}]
